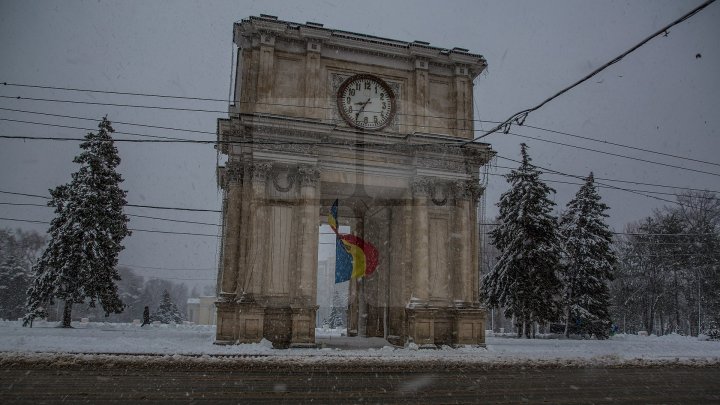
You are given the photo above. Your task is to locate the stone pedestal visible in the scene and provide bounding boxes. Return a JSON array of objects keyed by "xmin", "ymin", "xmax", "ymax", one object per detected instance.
[
  {"xmin": 453, "ymin": 307, "xmax": 486, "ymax": 346},
  {"xmin": 405, "ymin": 305, "xmax": 486, "ymax": 347},
  {"xmin": 263, "ymin": 307, "xmax": 292, "ymax": 348},
  {"xmin": 406, "ymin": 306, "xmax": 436, "ymax": 346},
  {"xmin": 215, "ymin": 301, "xmax": 265, "ymax": 344},
  {"xmin": 290, "ymin": 306, "xmax": 318, "ymax": 348}
]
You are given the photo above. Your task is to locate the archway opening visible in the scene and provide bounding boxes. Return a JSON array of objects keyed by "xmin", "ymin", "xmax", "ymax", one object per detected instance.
[{"xmin": 316, "ymin": 223, "xmax": 349, "ymax": 334}]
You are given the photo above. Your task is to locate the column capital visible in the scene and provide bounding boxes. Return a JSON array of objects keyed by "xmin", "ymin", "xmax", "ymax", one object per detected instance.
[
  {"xmin": 297, "ymin": 164, "xmax": 321, "ymax": 187},
  {"xmin": 411, "ymin": 176, "xmax": 432, "ymax": 197},
  {"xmin": 226, "ymin": 161, "xmax": 243, "ymax": 185},
  {"xmin": 249, "ymin": 161, "xmax": 273, "ymax": 184},
  {"xmin": 453, "ymin": 180, "xmax": 484, "ymax": 201}
]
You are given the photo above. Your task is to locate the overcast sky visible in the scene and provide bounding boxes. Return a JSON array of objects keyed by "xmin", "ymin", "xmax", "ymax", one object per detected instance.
[{"xmin": 1, "ymin": 0, "xmax": 718, "ymax": 292}]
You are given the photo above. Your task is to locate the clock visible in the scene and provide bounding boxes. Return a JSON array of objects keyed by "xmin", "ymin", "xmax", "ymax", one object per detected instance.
[{"xmin": 337, "ymin": 74, "xmax": 396, "ymax": 130}]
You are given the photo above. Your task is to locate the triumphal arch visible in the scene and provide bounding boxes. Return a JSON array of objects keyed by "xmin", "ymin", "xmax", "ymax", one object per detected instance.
[{"xmin": 215, "ymin": 15, "xmax": 493, "ymax": 348}]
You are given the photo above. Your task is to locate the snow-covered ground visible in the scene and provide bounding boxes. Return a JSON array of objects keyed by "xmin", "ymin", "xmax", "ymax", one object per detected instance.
[{"xmin": 1, "ymin": 320, "xmax": 719, "ymax": 367}]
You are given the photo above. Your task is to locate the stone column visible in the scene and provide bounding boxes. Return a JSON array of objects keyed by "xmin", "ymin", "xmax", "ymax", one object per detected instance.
[
  {"xmin": 454, "ymin": 180, "xmax": 472, "ymax": 304},
  {"xmin": 244, "ymin": 161, "xmax": 272, "ymax": 300},
  {"xmin": 467, "ymin": 180, "xmax": 484, "ymax": 303},
  {"xmin": 411, "ymin": 177, "xmax": 430, "ymax": 303},
  {"xmin": 219, "ymin": 162, "xmax": 242, "ymax": 297},
  {"xmin": 296, "ymin": 164, "xmax": 320, "ymax": 304},
  {"xmin": 452, "ymin": 180, "xmax": 486, "ymax": 347}
]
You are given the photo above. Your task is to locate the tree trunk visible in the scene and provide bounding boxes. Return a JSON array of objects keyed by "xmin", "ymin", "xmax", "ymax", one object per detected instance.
[
  {"xmin": 564, "ymin": 287, "xmax": 573, "ymax": 338},
  {"xmin": 564, "ymin": 304, "xmax": 571, "ymax": 338},
  {"xmin": 62, "ymin": 301, "xmax": 73, "ymax": 328}
]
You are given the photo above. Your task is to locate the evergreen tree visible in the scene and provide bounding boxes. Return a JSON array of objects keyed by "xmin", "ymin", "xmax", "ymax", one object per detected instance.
[
  {"xmin": 0, "ymin": 229, "xmax": 43, "ymax": 320},
  {"xmin": 327, "ymin": 290, "xmax": 346, "ymax": 329},
  {"xmin": 559, "ymin": 173, "xmax": 616, "ymax": 338},
  {"xmin": 152, "ymin": 290, "xmax": 184, "ymax": 324},
  {"xmin": 24, "ymin": 117, "xmax": 130, "ymax": 327},
  {"xmin": 481, "ymin": 143, "xmax": 563, "ymax": 338},
  {"xmin": 0, "ymin": 252, "xmax": 31, "ymax": 320}
]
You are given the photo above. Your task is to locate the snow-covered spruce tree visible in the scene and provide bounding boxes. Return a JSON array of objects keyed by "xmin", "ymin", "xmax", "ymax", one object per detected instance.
[
  {"xmin": 24, "ymin": 117, "xmax": 130, "ymax": 327},
  {"xmin": 559, "ymin": 173, "xmax": 616, "ymax": 339},
  {"xmin": 0, "ymin": 229, "xmax": 43, "ymax": 320},
  {"xmin": 0, "ymin": 251, "xmax": 31, "ymax": 320},
  {"xmin": 481, "ymin": 143, "xmax": 563, "ymax": 338},
  {"xmin": 327, "ymin": 290, "xmax": 346, "ymax": 329},
  {"xmin": 152, "ymin": 290, "xmax": 183, "ymax": 324}
]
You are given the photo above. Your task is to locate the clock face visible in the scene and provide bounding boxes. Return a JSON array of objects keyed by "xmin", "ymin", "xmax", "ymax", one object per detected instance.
[{"xmin": 337, "ymin": 74, "xmax": 396, "ymax": 130}]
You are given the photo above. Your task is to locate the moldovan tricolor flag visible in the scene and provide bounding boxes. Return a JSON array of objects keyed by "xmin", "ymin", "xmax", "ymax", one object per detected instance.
[{"xmin": 328, "ymin": 199, "xmax": 379, "ymax": 283}]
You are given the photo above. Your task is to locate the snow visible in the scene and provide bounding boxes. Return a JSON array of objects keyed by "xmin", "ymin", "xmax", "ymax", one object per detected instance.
[{"xmin": 1, "ymin": 320, "xmax": 719, "ymax": 367}]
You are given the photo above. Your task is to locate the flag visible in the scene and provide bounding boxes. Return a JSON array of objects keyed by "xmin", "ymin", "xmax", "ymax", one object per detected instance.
[
  {"xmin": 328, "ymin": 199, "xmax": 379, "ymax": 282},
  {"xmin": 329, "ymin": 199, "xmax": 352, "ymax": 283}
]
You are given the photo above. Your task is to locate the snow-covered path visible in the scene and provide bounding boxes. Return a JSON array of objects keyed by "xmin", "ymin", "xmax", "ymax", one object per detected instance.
[{"xmin": 1, "ymin": 321, "xmax": 719, "ymax": 366}]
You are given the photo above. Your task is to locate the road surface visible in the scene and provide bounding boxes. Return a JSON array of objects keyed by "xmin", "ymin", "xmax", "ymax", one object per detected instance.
[{"xmin": 3, "ymin": 362, "xmax": 719, "ymax": 403}]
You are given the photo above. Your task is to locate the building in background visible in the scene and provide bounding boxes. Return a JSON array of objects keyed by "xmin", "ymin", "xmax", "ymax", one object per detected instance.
[{"xmin": 187, "ymin": 296, "xmax": 216, "ymax": 325}]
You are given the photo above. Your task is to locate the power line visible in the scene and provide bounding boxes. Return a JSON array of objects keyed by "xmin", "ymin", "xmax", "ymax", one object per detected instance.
[
  {"xmin": 485, "ymin": 173, "xmax": 718, "ymax": 200},
  {"xmin": 497, "ymin": 131, "xmax": 720, "ymax": 177},
  {"xmin": 128, "ymin": 213, "xmax": 220, "ymax": 227},
  {"xmin": 3, "ymin": 98, "xmax": 717, "ymax": 176},
  {"xmin": 0, "ymin": 202, "xmax": 47, "ymax": 207},
  {"xmin": 495, "ymin": 154, "xmax": 682, "ymax": 206},
  {"xmin": 120, "ymin": 264, "xmax": 216, "ymax": 271},
  {"xmin": 144, "ymin": 275, "xmax": 215, "ymax": 281},
  {"xmin": 0, "ymin": 190, "xmax": 48, "ymax": 199},
  {"xmin": 617, "ymin": 232, "xmax": 716, "ymax": 236},
  {"xmin": 4, "ymin": 105, "xmax": 717, "ymax": 177},
  {"xmin": 0, "ymin": 133, "xmax": 414, "ymax": 148},
  {"xmin": 2, "ymin": 82, "xmax": 500, "ymax": 124},
  {"xmin": 3, "ymin": 82, "xmax": 716, "ymax": 169},
  {"xmin": 0, "ymin": 216, "xmax": 220, "ymax": 237},
  {"xmin": 0, "ymin": 189, "xmax": 220, "ymax": 213},
  {"xmin": 2, "ymin": 81, "xmax": 229, "ymax": 103},
  {"xmin": 483, "ymin": 223, "xmax": 716, "ymax": 237},
  {"xmin": 466, "ymin": 0, "xmax": 717, "ymax": 143},
  {"xmin": 490, "ymin": 165, "xmax": 719, "ymax": 194},
  {"xmin": 0, "ymin": 107, "xmax": 217, "ymax": 136},
  {"xmin": 521, "ymin": 124, "xmax": 719, "ymax": 168},
  {"xmin": 0, "ymin": 117, "xmax": 192, "ymax": 141},
  {"xmin": 126, "ymin": 204, "xmax": 220, "ymax": 213},
  {"xmin": 0, "ymin": 95, "xmax": 228, "ymax": 114},
  {"xmin": 2, "ymin": 97, "xmax": 715, "ymax": 170}
]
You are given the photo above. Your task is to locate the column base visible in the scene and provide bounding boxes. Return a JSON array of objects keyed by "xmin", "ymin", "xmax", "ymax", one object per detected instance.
[
  {"xmin": 214, "ymin": 302, "xmax": 317, "ymax": 349},
  {"xmin": 215, "ymin": 300, "xmax": 265, "ymax": 344},
  {"xmin": 453, "ymin": 307, "xmax": 486, "ymax": 346},
  {"xmin": 404, "ymin": 305, "xmax": 486, "ymax": 347}
]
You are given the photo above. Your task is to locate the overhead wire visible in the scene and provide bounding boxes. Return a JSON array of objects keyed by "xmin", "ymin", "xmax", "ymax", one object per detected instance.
[
  {"xmin": 484, "ymin": 172, "xmax": 718, "ymax": 200},
  {"xmin": 495, "ymin": 154, "xmax": 682, "ymax": 206},
  {"xmin": 464, "ymin": 0, "xmax": 717, "ymax": 143},
  {"xmin": 0, "ymin": 117, "xmax": 194, "ymax": 141},
  {"xmin": 1, "ymin": 91, "xmax": 717, "ymax": 169},
  {"xmin": 2, "ymin": 104, "xmax": 717, "ymax": 181},
  {"xmin": 0, "ymin": 107, "xmax": 216, "ymax": 135},
  {"xmin": 491, "ymin": 166, "xmax": 719, "ymax": 194},
  {"xmin": 0, "ymin": 216, "xmax": 220, "ymax": 237},
  {"xmin": 0, "ymin": 189, "xmax": 220, "ymax": 213},
  {"xmin": 495, "ymin": 131, "xmax": 720, "ymax": 177}
]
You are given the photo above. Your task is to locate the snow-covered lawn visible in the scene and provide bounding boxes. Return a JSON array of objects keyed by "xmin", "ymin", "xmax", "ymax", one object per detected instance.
[{"xmin": 1, "ymin": 320, "xmax": 719, "ymax": 366}]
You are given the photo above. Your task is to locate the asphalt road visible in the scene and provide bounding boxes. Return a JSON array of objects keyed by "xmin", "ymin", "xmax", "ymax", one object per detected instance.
[{"xmin": 2, "ymin": 364, "xmax": 719, "ymax": 404}]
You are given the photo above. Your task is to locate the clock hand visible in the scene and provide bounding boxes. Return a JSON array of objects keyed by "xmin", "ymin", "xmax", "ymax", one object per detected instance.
[{"xmin": 355, "ymin": 98, "xmax": 371, "ymax": 121}]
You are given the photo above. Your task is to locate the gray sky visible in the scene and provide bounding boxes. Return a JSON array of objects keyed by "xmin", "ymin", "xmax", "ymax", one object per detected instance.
[{"xmin": 1, "ymin": 0, "xmax": 718, "ymax": 291}]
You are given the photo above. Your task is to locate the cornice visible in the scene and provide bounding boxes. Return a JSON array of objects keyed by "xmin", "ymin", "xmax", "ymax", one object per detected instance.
[{"xmin": 234, "ymin": 15, "xmax": 487, "ymax": 78}]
